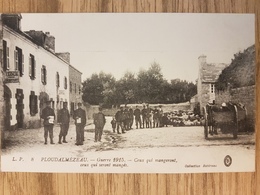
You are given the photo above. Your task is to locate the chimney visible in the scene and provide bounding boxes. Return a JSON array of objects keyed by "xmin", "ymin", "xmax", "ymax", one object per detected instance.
[
  {"xmin": 56, "ymin": 52, "xmax": 70, "ymax": 64},
  {"xmin": 2, "ymin": 14, "xmax": 22, "ymax": 31},
  {"xmin": 44, "ymin": 32, "xmax": 55, "ymax": 52},
  {"xmin": 24, "ymin": 30, "xmax": 55, "ymax": 52},
  {"xmin": 198, "ymin": 55, "xmax": 207, "ymax": 64}
]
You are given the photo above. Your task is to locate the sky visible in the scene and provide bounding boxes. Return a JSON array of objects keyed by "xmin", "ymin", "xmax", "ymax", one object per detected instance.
[{"xmin": 20, "ymin": 13, "xmax": 255, "ymax": 83}]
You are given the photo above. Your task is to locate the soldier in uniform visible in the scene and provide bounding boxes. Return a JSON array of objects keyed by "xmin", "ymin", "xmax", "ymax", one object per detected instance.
[
  {"xmin": 158, "ymin": 105, "xmax": 164, "ymax": 127},
  {"xmin": 73, "ymin": 102, "xmax": 86, "ymax": 145},
  {"xmin": 57, "ymin": 102, "xmax": 70, "ymax": 144},
  {"xmin": 123, "ymin": 106, "xmax": 130, "ymax": 130},
  {"xmin": 115, "ymin": 106, "xmax": 125, "ymax": 134},
  {"xmin": 153, "ymin": 106, "xmax": 160, "ymax": 128},
  {"xmin": 141, "ymin": 105, "xmax": 147, "ymax": 128},
  {"xmin": 134, "ymin": 106, "xmax": 142, "ymax": 129},
  {"xmin": 41, "ymin": 100, "xmax": 55, "ymax": 145},
  {"xmin": 129, "ymin": 106, "xmax": 134, "ymax": 129},
  {"xmin": 93, "ymin": 107, "xmax": 106, "ymax": 142},
  {"xmin": 146, "ymin": 104, "xmax": 152, "ymax": 128}
]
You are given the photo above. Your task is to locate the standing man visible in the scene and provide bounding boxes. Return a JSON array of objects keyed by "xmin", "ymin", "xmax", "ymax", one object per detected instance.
[
  {"xmin": 123, "ymin": 106, "xmax": 130, "ymax": 130},
  {"xmin": 41, "ymin": 100, "xmax": 55, "ymax": 145},
  {"xmin": 73, "ymin": 102, "xmax": 86, "ymax": 145},
  {"xmin": 158, "ymin": 105, "xmax": 164, "ymax": 127},
  {"xmin": 57, "ymin": 102, "xmax": 70, "ymax": 144},
  {"xmin": 93, "ymin": 107, "xmax": 106, "ymax": 142},
  {"xmin": 129, "ymin": 106, "xmax": 134, "ymax": 129},
  {"xmin": 115, "ymin": 106, "xmax": 125, "ymax": 134},
  {"xmin": 141, "ymin": 104, "xmax": 147, "ymax": 129},
  {"xmin": 153, "ymin": 106, "xmax": 160, "ymax": 128},
  {"xmin": 134, "ymin": 106, "xmax": 142, "ymax": 129}
]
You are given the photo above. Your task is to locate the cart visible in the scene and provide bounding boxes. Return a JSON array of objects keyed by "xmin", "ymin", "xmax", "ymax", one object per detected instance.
[{"xmin": 202, "ymin": 102, "xmax": 247, "ymax": 139}]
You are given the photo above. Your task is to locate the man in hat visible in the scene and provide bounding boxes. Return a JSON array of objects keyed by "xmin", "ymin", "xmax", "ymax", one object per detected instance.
[
  {"xmin": 115, "ymin": 106, "xmax": 125, "ymax": 134},
  {"xmin": 134, "ymin": 105, "xmax": 142, "ymax": 129},
  {"xmin": 57, "ymin": 102, "xmax": 70, "ymax": 144},
  {"xmin": 41, "ymin": 100, "xmax": 55, "ymax": 145},
  {"xmin": 73, "ymin": 102, "xmax": 86, "ymax": 145},
  {"xmin": 93, "ymin": 107, "xmax": 106, "ymax": 142}
]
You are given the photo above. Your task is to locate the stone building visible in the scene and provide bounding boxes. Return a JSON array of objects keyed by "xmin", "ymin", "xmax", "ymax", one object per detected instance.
[
  {"xmin": 56, "ymin": 52, "xmax": 83, "ymax": 116},
  {"xmin": 0, "ymin": 14, "xmax": 82, "ymax": 132},
  {"xmin": 197, "ymin": 55, "xmax": 228, "ymax": 113},
  {"xmin": 0, "ymin": 17, "xmax": 5, "ymax": 147},
  {"xmin": 69, "ymin": 64, "xmax": 82, "ymax": 116}
]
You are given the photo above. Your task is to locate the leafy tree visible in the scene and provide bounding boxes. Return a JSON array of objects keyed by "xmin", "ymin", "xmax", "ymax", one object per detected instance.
[
  {"xmin": 136, "ymin": 62, "xmax": 165, "ymax": 103},
  {"xmin": 114, "ymin": 71, "xmax": 137, "ymax": 105},
  {"xmin": 82, "ymin": 62, "xmax": 197, "ymax": 106},
  {"xmin": 82, "ymin": 72, "xmax": 116, "ymax": 107}
]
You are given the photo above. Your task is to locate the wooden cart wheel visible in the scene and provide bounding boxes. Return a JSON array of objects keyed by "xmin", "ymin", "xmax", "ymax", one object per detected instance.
[
  {"xmin": 203, "ymin": 107, "xmax": 208, "ymax": 139},
  {"xmin": 233, "ymin": 105, "xmax": 238, "ymax": 139}
]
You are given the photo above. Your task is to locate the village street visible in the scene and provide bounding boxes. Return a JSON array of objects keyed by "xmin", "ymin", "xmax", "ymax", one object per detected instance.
[
  {"xmin": 1, "ymin": 116, "xmax": 255, "ymax": 173},
  {"xmin": 2, "ymin": 116, "xmax": 254, "ymax": 155}
]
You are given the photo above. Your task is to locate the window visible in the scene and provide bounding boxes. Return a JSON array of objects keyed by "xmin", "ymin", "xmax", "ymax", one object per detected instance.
[
  {"xmin": 74, "ymin": 83, "xmax": 77, "ymax": 93},
  {"xmin": 15, "ymin": 47, "xmax": 24, "ymax": 76},
  {"xmin": 210, "ymin": 84, "xmax": 215, "ymax": 93},
  {"xmin": 70, "ymin": 81, "xmax": 72, "ymax": 93},
  {"xmin": 29, "ymin": 54, "xmax": 36, "ymax": 79},
  {"xmin": 41, "ymin": 65, "xmax": 47, "ymax": 85},
  {"xmin": 56, "ymin": 72, "xmax": 60, "ymax": 87},
  {"xmin": 29, "ymin": 91, "xmax": 38, "ymax": 116},
  {"xmin": 79, "ymin": 86, "xmax": 81, "ymax": 94},
  {"xmin": 64, "ymin": 77, "xmax": 67, "ymax": 89},
  {"xmin": 3, "ymin": 40, "xmax": 9, "ymax": 71}
]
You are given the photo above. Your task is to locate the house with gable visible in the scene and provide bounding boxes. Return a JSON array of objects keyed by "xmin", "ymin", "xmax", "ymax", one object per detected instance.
[{"xmin": 197, "ymin": 55, "xmax": 228, "ymax": 113}]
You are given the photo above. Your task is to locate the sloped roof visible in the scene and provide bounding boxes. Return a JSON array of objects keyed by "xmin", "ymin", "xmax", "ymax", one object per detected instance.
[{"xmin": 201, "ymin": 63, "xmax": 228, "ymax": 83}]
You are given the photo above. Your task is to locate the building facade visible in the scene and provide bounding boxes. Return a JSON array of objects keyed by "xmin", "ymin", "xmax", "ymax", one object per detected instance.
[
  {"xmin": 69, "ymin": 64, "xmax": 82, "ymax": 116},
  {"xmin": 0, "ymin": 17, "xmax": 5, "ymax": 147},
  {"xmin": 0, "ymin": 14, "xmax": 82, "ymax": 131},
  {"xmin": 197, "ymin": 55, "xmax": 228, "ymax": 113}
]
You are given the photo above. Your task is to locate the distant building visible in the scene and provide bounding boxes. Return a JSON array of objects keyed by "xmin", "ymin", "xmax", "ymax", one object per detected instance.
[
  {"xmin": 56, "ymin": 52, "xmax": 82, "ymax": 115},
  {"xmin": 197, "ymin": 55, "xmax": 228, "ymax": 113},
  {"xmin": 0, "ymin": 14, "xmax": 82, "ymax": 131},
  {"xmin": 69, "ymin": 64, "xmax": 82, "ymax": 116}
]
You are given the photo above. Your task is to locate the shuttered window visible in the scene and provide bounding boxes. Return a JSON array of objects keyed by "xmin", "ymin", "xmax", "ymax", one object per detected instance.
[
  {"xmin": 3, "ymin": 40, "xmax": 10, "ymax": 71},
  {"xmin": 41, "ymin": 65, "xmax": 47, "ymax": 85},
  {"xmin": 56, "ymin": 72, "xmax": 60, "ymax": 87},
  {"xmin": 15, "ymin": 47, "xmax": 24, "ymax": 76},
  {"xmin": 29, "ymin": 54, "xmax": 36, "ymax": 80}
]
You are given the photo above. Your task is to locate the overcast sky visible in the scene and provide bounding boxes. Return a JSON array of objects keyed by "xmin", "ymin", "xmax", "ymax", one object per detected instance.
[{"xmin": 20, "ymin": 13, "xmax": 255, "ymax": 83}]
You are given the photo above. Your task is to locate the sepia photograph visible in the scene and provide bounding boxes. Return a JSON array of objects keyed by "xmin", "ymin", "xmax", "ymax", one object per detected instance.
[{"xmin": 0, "ymin": 13, "xmax": 255, "ymax": 173}]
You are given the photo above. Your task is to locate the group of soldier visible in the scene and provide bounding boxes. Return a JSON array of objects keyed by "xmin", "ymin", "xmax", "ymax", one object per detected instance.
[
  {"xmin": 41, "ymin": 101, "xmax": 106, "ymax": 146},
  {"xmin": 112, "ymin": 104, "xmax": 164, "ymax": 134}
]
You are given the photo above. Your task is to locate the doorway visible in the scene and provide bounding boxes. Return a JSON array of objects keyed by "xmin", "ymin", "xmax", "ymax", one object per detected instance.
[{"xmin": 15, "ymin": 88, "xmax": 24, "ymax": 129}]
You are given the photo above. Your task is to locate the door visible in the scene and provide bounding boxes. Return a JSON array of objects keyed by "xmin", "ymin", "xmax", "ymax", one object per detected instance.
[
  {"xmin": 4, "ymin": 85, "xmax": 11, "ymax": 130},
  {"xmin": 16, "ymin": 89, "xmax": 24, "ymax": 129}
]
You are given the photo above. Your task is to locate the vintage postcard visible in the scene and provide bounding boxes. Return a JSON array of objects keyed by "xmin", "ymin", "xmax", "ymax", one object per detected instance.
[{"xmin": 0, "ymin": 13, "xmax": 255, "ymax": 173}]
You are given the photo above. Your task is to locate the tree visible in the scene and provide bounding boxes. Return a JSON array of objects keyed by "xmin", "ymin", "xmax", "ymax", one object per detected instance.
[
  {"xmin": 82, "ymin": 72, "xmax": 116, "ymax": 107},
  {"xmin": 82, "ymin": 62, "xmax": 197, "ymax": 106},
  {"xmin": 114, "ymin": 71, "xmax": 137, "ymax": 105},
  {"xmin": 136, "ymin": 62, "xmax": 165, "ymax": 103}
]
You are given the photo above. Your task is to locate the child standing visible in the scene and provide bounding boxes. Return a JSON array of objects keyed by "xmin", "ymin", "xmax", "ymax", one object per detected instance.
[{"xmin": 111, "ymin": 117, "xmax": 117, "ymax": 133}]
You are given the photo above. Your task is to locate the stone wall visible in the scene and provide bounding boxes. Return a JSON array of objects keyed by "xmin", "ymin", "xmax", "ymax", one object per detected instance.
[
  {"xmin": 216, "ymin": 85, "xmax": 255, "ymax": 131},
  {"xmin": 199, "ymin": 83, "xmax": 211, "ymax": 113},
  {"xmin": 215, "ymin": 89, "xmax": 231, "ymax": 105}
]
